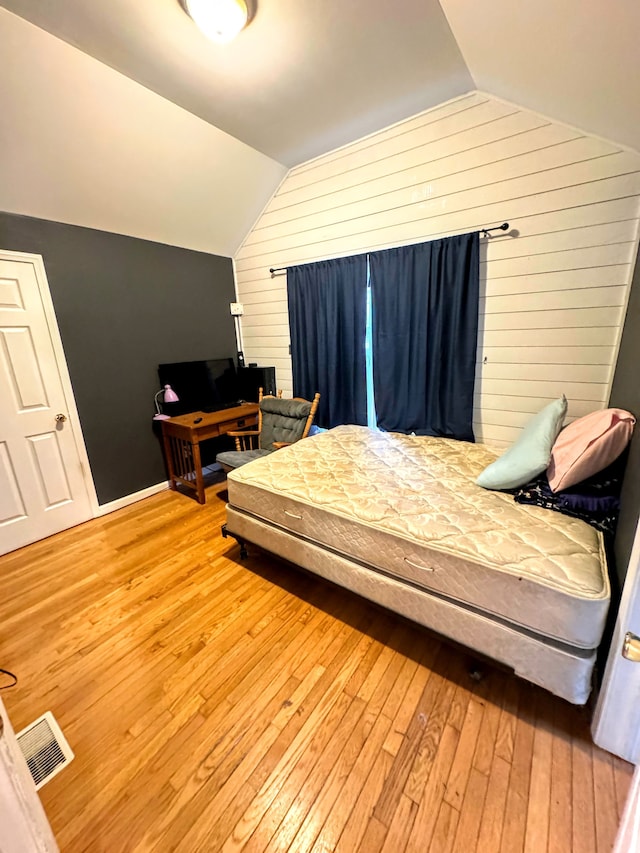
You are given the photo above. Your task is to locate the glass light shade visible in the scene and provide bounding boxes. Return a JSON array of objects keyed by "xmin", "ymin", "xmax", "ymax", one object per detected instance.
[{"xmin": 185, "ymin": 0, "xmax": 248, "ymax": 43}]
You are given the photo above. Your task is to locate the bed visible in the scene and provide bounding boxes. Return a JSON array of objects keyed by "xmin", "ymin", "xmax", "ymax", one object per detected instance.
[{"xmin": 222, "ymin": 425, "xmax": 611, "ymax": 704}]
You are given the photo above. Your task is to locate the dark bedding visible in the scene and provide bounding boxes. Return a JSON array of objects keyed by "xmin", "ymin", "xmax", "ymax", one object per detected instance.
[{"xmin": 512, "ymin": 452, "xmax": 628, "ymax": 537}]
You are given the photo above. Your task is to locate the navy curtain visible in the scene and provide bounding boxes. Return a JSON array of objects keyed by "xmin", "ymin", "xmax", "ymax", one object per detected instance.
[
  {"xmin": 369, "ymin": 232, "xmax": 479, "ymax": 441},
  {"xmin": 287, "ymin": 255, "xmax": 368, "ymax": 428}
]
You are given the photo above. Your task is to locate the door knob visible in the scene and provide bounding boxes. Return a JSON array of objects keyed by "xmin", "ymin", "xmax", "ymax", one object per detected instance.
[
  {"xmin": 55, "ymin": 413, "xmax": 67, "ymax": 423},
  {"xmin": 622, "ymin": 631, "xmax": 640, "ymax": 662}
]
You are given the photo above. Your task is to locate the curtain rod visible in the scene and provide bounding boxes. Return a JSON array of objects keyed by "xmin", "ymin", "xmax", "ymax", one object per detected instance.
[{"xmin": 268, "ymin": 223, "xmax": 510, "ymax": 275}]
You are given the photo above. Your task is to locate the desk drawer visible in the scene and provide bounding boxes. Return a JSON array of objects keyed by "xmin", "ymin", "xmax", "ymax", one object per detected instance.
[{"xmin": 220, "ymin": 415, "xmax": 258, "ymax": 431}]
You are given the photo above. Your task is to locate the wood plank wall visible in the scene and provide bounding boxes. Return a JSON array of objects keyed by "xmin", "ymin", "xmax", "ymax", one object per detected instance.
[{"xmin": 234, "ymin": 92, "xmax": 640, "ymax": 445}]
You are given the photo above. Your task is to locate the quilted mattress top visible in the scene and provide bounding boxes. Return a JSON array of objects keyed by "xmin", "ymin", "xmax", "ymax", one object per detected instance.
[{"xmin": 228, "ymin": 425, "xmax": 607, "ymax": 598}]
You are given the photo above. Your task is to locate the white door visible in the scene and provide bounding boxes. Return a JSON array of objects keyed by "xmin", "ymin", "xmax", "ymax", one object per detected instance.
[
  {"xmin": 0, "ymin": 698, "xmax": 59, "ymax": 853},
  {"xmin": 592, "ymin": 515, "xmax": 640, "ymax": 762},
  {"xmin": 0, "ymin": 251, "xmax": 95, "ymax": 556}
]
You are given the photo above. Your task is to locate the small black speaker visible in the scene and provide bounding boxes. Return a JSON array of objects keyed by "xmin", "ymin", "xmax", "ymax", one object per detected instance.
[{"xmin": 238, "ymin": 366, "xmax": 276, "ymax": 401}]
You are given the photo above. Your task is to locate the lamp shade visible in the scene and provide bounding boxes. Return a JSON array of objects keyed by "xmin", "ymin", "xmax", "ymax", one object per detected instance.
[
  {"xmin": 185, "ymin": 0, "xmax": 248, "ymax": 43},
  {"xmin": 163, "ymin": 384, "xmax": 179, "ymax": 403},
  {"xmin": 153, "ymin": 384, "xmax": 180, "ymax": 420}
]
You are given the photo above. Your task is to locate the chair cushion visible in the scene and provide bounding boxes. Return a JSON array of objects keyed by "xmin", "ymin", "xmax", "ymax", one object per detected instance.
[
  {"xmin": 216, "ymin": 449, "xmax": 271, "ymax": 471},
  {"xmin": 260, "ymin": 397, "xmax": 312, "ymax": 450}
]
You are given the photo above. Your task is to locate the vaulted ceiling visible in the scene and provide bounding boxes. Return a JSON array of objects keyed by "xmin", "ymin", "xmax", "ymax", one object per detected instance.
[{"xmin": 1, "ymin": 0, "xmax": 638, "ymax": 167}]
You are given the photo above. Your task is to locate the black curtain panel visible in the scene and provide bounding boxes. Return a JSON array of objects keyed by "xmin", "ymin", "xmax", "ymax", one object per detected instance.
[
  {"xmin": 369, "ymin": 232, "xmax": 480, "ymax": 440},
  {"xmin": 287, "ymin": 255, "xmax": 368, "ymax": 428}
]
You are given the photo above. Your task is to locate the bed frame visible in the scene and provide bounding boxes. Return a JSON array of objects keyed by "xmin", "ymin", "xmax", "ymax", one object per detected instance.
[{"xmin": 222, "ymin": 507, "xmax": 597, "ymax": 704}]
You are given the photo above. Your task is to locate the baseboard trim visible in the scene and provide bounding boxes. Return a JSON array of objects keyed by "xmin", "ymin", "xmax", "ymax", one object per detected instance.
[{"xmin": 95, "ymin": 482, "xmax": 169, "ymax": 517}]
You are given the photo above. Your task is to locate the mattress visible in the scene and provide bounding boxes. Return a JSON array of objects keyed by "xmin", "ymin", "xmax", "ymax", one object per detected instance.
[{"xmin": 227, "ymin": 425, "xmax": 610, "ymax": 652}]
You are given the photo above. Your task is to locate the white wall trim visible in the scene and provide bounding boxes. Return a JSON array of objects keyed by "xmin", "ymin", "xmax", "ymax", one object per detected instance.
[{"xmin": 95, "ymin": 482, "xmax": 169, "ymax": 517}]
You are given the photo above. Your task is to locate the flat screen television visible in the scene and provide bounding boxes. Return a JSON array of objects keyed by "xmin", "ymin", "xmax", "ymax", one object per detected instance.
[{"xmin": 157, "ymin": 358, "xmax": 239, "ymax": 416}]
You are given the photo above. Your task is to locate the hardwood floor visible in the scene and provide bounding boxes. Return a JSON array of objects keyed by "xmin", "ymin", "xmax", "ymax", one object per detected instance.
[{"xmin": 0, "ymin": 479, "xmax": 632, "ymax": 852}]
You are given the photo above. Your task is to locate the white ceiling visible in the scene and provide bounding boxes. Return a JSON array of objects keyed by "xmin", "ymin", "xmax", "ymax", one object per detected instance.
[
  {"xmin": 440, "ymin": 0, "xmax": 640, "ymax": 157},
  {"xmin": 0, "ymin": 0, "xmax": 638, "ymax": 167},
  {"xmin": 0, "ymin": 0, "xmax": 472, "ymax": 166}
]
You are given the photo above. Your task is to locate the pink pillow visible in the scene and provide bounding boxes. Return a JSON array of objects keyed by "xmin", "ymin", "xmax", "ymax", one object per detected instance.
[{"xmin": 548, "ymin": 408, "xmax": 635, "ymax": 492}]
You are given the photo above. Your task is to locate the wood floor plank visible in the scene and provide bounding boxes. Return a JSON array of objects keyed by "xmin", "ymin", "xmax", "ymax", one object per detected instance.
[
  {"xmin": 334, "ymin": 749, "xmax": 395, "ymax": 852},
  {"xmin": 343, "ymin": 614, "xmax": 395, "ymax": 698},
  {"xmin": 428, "ymin": 801, "xmax": 460, "ymax": 853},
  {"xmin": 308, "ymin": 711, "xmax": 394, "ymax": 853},
  {"xmin": 447, "ymin": 680, "xmax": 471, "ymax": 732},
  {"xmin": 244, "ymin": 617, "xmax": 377, "ymax": 798},
  {"xmin": 138, "ymin": 612, "xmax": 327, "ymax": 849},
  {"xmin": 356, "ymin": 816, "xmax": 389, "ymax": 853},
  {"xmin": 176, "ymin": 629, "xmax": 375, "ymax": 852},
  {"xmin": 404, "ymin": 658, "xmax": 468, "ymax": 803},
  {"xmin": 64, "ymin": 690, "xmax": 207, "ymax": 850},
  {"xmin": 215, "ymin": 632, "xmax": 376, "ymax": 852},
  {"xmin": 472, "ymin": 671, "xmax": 507, "ymax": 776},
  {"xmin": 239, "ymin": 691, "xmax": 358, "ymax": 853},
  {"xmin": 494, "ymin": 676, "xmax": 520, "ymax": 764},
  {"xmin": 523, "ymin": 694, "xmax": 553, "ymax": 853},
  {"xmin": 403, "ymin": 665, "xmax": 458, "ymax": 805},
  {"xmin": 499, "ymin": 684, "xmax": 536, "ymax": 853},
  {"xmin": 374, "ymin": 666, "xmax": 447, "ymax": 826},
  {"xmin": 592, "ymin": 744, "xmax": 621, "ymax": 853},
  {"xmin": 286, "ymin": 699, "xmax": 379, "ymax": 853},
  {"xmin": 613, "ymin": 755, "xmax": 633, "ymax": 821},
  {"xmin": 475, "ymin": 754, "xmax": 511, "ymax": 853},
  {"xmin": 548, "ymin": 699, "xmax": 574, "ymax": 853},
  {"xmin": 379, "ymin": 793, "xmax": 418, "ymax": 853},
  {"xmin": 573, "ymin": 737, "xmax": 597, "ymax": 853},
  {"xmin": 261, "ymin": 697, "xmax": 368, "ymax": 853},
  {"xmin": 389, "ymin": 643, "xmax": 438, "ymax": 738},
  {"xmin": 0, "ymin": 482, "xmax": 629, "ymax": 853},
  {"xmin": 444, "ymin": 698, "xmax": 485, "ymax": 810},
  {"xmin": 404, "ymin": 723, "xmax": 460, "ymax": 853},
  {"xmin": 452, "ymin": 766, "xmax": 489, "ymax": 852}
]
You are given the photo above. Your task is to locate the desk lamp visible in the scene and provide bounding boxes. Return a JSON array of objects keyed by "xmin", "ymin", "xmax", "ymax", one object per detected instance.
[{"xmin": 153, "ymin": 384, "xmax": 179, "ymax": 420}]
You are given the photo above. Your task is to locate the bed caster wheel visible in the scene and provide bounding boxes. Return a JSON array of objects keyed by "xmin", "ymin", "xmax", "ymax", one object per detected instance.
[
  {"xmin": 468, "ymin": 667, "xmax": 485, "ymax": 682},
  {"xmin": 221, "ymin": 524, "xmax": 248, "ymax": 560}
]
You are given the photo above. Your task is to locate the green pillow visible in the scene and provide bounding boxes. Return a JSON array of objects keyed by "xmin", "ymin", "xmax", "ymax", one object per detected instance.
[{"xmin": 476, "ymin": 396, "xmax": 568, "ymax": 490}]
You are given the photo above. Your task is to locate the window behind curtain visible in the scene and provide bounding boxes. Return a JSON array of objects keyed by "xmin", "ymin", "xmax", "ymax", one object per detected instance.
[
  {"xmin": 369, "ymin": 233, "xmax": 479, "ymax": 441},
  {"xmin": 287, "ymin": 232, "xmax": 479, "ymax": 439},
  {"xmin": 287, "ymin": 255, "xmax": 368, "ymax": 429}
]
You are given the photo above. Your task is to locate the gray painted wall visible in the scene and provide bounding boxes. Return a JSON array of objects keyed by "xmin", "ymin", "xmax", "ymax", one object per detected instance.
[
  {"xmin": 0, "ymin": 212, "xmax": 237, "ymax": 504},
  {"xmin": 610, "ymin": 251, "xmax": 640, "ymax": 588}
]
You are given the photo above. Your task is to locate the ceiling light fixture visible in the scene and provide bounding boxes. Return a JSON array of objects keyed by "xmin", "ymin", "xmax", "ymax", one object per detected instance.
[{"xmin": 184, "ymin": 0, "xmax": 249, "ymax": 44}]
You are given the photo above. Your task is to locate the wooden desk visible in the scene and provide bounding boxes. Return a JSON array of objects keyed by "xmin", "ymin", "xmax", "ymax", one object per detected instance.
[{"xmin": 160, "ymin": 403, "xmax": 259, "ymax": 503}]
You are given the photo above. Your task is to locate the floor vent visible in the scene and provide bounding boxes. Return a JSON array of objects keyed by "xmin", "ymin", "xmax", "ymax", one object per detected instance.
[{"xmin": 16, "ymin": 712, "xmax": 74, "ymax": 790}]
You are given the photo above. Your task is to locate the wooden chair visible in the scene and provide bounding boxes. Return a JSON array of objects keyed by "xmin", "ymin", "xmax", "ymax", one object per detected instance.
[{"xmin": 216, "ymin": 388, "xmax": 321, "ymax": 473}]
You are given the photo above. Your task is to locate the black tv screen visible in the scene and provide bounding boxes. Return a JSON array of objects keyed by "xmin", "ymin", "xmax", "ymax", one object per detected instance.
[{"xmin": 158, "ymin": 358, "xmax": 238, "ymax": 415}]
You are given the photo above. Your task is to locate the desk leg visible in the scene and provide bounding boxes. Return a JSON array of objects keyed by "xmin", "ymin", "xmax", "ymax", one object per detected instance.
[
  {"xmin": 162, "ymin": 431, "xmax": 177, "ymax": 491},
  {"xmin": 192, "ymin": 440, "xmax": 205, "ymax": 504}
]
